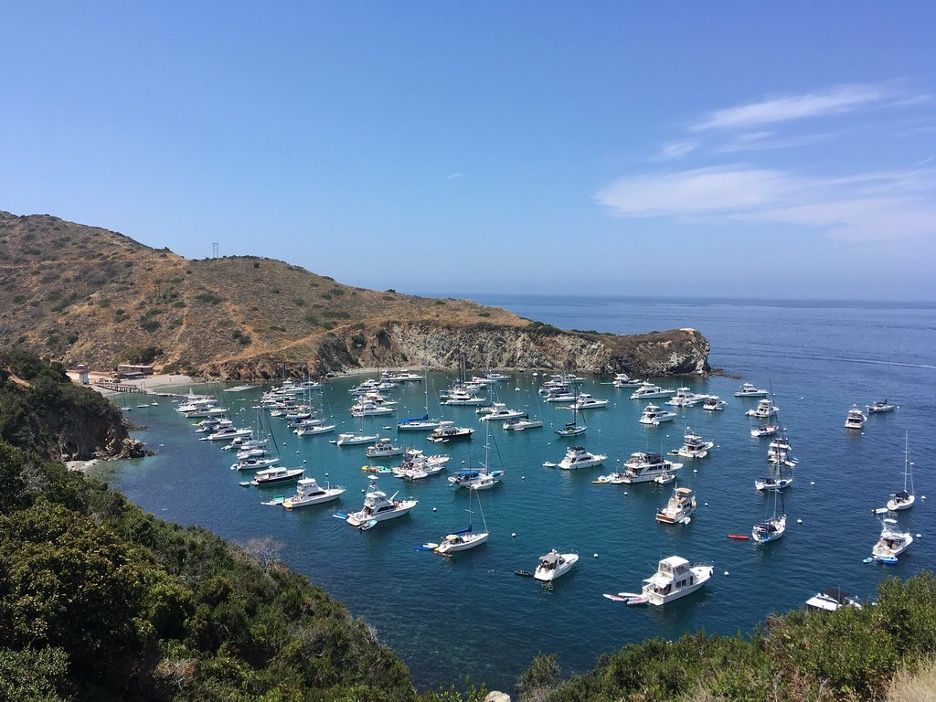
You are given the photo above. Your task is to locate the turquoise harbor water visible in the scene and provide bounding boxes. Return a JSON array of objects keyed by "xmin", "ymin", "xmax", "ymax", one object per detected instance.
[{"xmin": 97, "ymin": 296, "xmax": 936, "ymax": 692}]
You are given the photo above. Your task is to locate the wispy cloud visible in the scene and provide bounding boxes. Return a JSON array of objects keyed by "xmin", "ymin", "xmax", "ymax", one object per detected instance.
[
  {"xmin": 595, "ymin": 165, "xmax": 936, "ymax": 241},
  {"xmin": 716, "ymin": 130, "xmax": 842, "ymax": 154},
  {"xmin": 445, "ymin": 172, "xmax": 465, "ymax": 180},
  {"xmin": 651, "ymin": 141, "xmax": 698, "ymax": 161},
  {"xmin": 691, "ymin": 83, "xmax": 893, "ymax": 131}
]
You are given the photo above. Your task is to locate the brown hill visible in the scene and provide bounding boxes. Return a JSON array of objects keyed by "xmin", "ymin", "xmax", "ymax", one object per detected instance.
[{"xmin": 0, "ymin": 211, "xmax": 710, "ymax": 379}]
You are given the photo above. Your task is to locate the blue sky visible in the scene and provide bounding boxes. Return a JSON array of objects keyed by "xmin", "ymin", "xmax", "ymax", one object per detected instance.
[{"xmin": 2, "ymin": 2, "xmax": 935, "ymax": 300}]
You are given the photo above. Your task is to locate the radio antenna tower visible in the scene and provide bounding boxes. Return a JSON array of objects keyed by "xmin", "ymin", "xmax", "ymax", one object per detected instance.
[{"xmin": 212, "ymin": 242, "xmax": 219, "ymax": 258}]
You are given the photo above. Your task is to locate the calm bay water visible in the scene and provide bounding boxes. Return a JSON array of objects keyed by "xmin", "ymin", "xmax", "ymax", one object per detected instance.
[{"xmin": 97, "ymin": 296, "xmax": 936, "ymax": 691}]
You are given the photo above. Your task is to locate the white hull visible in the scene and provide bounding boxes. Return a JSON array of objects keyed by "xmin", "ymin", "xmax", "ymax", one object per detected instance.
[
  {"xmin": 644, "ymin": 566, "xmax": 712, "ymax": 605},
  {"xmin": 558, "ymin": 456, "xmax": 606, "ymax": 470},
  {"xmin": 284, "ymin": 489, "xmax": 344, "ymax": 508},
  {"xmin": 886, "ymin": 496, "xmax": 915, "ymax": 511},
  {"xmin": 296, "ymin": 424, "xmax": 336, "ymax": 436},
  {"xmin": 346, "ymin": 501, "xmax": 417, "ymax": 526},
  {"xmin": 504, "ymin": 419, "xmax": 544, "ymax": 431},
  {"xmin": 397, "ymin": 421, "xmax": 441, "ymax": 431},
  {"xmin": 437, "ymin": 532, "xmax": 489, "ymax": 553},
  {"xmin": 335, "ymin": 433, "xmax": 379, "ymax": 446},
  {"xmin": 534, "ymin": 553, "xmax": 578, "ymax": 581}
]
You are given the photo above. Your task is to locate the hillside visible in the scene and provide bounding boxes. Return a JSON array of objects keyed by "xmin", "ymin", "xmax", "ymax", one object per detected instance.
[{"xmin": 0, "ymin": 211, "xmax": 709, "ymax": 379}]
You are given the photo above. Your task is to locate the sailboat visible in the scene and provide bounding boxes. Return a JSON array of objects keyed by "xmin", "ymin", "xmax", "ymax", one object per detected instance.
[
  {"xmin": 332, "ymin": 407, "xmax": 378, "ymax": 446},
  {"xmin": 555, "ymin": 369, "xmax": 586, "ymax": 437},
  {"xmin": 448, "ymin": 421, "xmax": 505, "ymax": 490},
  {"xmin": 397, "ymin": 368, "xmax": 442, "ymax": 431},
  {"xmin": 434, "ymin": 490, "xmax": 490, "ymax": 555},
  {"xmin": 752, "ymin": 489, "xmax": 786, "ymax": 544},
  {"xmin": 886, "ymin": 431, "xmax": 915, "ymax": 512}
]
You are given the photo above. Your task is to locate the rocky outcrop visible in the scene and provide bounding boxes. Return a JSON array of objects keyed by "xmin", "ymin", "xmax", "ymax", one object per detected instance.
[{"xmin": 203, "ymin": 322, "xmax": 710, "ymax": 380}]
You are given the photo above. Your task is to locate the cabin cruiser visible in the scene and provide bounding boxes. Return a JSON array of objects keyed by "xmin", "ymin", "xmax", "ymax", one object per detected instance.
[
  {"xmin": 345, "ymin": 479, "xmax": 418, "ymax": 527},
  {"xmin": 543, "ymin": 389, "xmax": 576, "ymax": 403},
  {"xmin": 639, "ymin": 403, "xmax": 677, "ymax": 426},
  {"xmin": 380, "ymin": 370, "xmax": 422, "ymax": 383},
  {"xmin": 620, "ymin": 452, "xmax": 683, "ymax": 484},
  {"xmin": 351, "ymin": 401, "xmax": 394, "ymax": 417},
  {"xmin": 295, "ymin": 423, "xmax": 336, "ymax": 436},
  {"xmin": 674, "ymin": 428, "xmax": 714, "ymax": 459},
  {"xmin": 867, "ymin": 400, "xmax": 896, "ymax": 414},
  {"xmin": 533, "ymin": 550, "xmax": 579, "ymax": 582},
  {"xmin": 504, "ymin": 417, "xmax": 544, "ymax": 431},
  {"xmin": 250, "ymin": 466, "xmax": 304, "ymax": 487},
  {"xmin": 751, "ymin": 423, "xmax": 779, "ymax": 438},
  {"xmin": 200, "ymin": 426, "xmax": 252, "ymax": 442},
  {"xmin": 442, "ymin": 388, "xmax": 489, "ymax": 406},
  {"xmin": 612, "ymin": 373, "xmax": 643, "ymax": 388},
  {"xmin": 231, "ymin": 456, "xmax": 280, "ymax": 472},
  {"xmin": 428, "ymin": 421, "xmax": 474, "ymax": 443},
  {"xmin": 365, "ymin": 438, "xmax": 404, "ymax": 458},
  {"xmin": 735, "ymin": 383, "xmax": 769, "ymax": 398},
  {"xmin": 555, "ymin": 446, "xmax": 607, "ymax": 470},
  {"xmin": 334, "ymin": 432, "xmax": 379, "ymax": 446},
  {"xmin": 235, "ymin": 446, "xmax": 267, "ymax": 459},
  {"xmin": 630, "ymin": 384, "xmax": 676, "ymax": 400},
  {"xmin": 283, "ymin": 478, "xmax": 345, "ymax": 509},
  {"xmin": 702, "ymin": 396, "xmax": 727, "ymax": 411},
  {"xmin": 222, "ymin": 436, "xmax": 267, "ymax": 451},
  {"xmin": 655, "ymin": 486, "xmax": 697, "ymax": 524},
  {"xmin": 392, "ymin": 451, "xmax": 449, "ymax": 480},
  {"xmin": 639, "ymin": 556, "xmax": 713, "ymax": 606},
  {"xmin": 806, "ymin": 588, "xmax": 862, "ymax": 612},
  {"xmin": 478, "ymin": 404, "xmax": 528, "ymax": 422},
  {"xmin": 745, "ymin": 399, "xmax": 779, "ymax": 419},
  {"xmin": 844, "ymin": 406, "xmax": 866, "ymax": 430},
  {"xmin": 870, "ymin": 517, "xmax": 912, "ymax": 563},
  {"xmin": 397, "ymin": 414, "xmax": 442, "ymax": 431},
  {"xmin": 570, "ymin": 393, "xmax": 609, "ymax": 410},
  {"xmin": 665, "ymin": 387, "xmax": 708, "ymax": 408}
]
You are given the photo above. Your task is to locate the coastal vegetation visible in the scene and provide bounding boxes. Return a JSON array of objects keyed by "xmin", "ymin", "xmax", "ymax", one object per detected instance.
[
  {"xmin": 0, "ymin": 211, "xmax": 710, "ymax": 379},
  {"xmin": 0, "ymin": 351, "xmax": 934, "ymax": 701}
]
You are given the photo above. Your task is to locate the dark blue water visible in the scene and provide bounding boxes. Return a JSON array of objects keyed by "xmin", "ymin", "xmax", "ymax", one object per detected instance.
[{"xmin": 97, "ymin": 295, "xmax": 936, "ymax": 692}]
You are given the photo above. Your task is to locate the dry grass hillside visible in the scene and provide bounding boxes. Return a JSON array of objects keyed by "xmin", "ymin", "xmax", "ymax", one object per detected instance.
[{"xmin": 0, "ymin": 211, "xmax": 710, "ymax": 378}]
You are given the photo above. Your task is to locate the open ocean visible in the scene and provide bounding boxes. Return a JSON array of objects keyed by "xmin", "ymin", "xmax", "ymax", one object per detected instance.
[{"xmin": 96, "ymin": 295, "xmax": 936, "ymax": 692}]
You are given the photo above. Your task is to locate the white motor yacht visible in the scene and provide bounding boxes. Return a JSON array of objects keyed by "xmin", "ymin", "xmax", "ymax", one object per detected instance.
[
  {"xmin": 870, "ymin": 517, "xmax": 912, "ymax": 563},
  {"xmin": 570, "ymin": 394, "xmax": 609, "ymax": 410},
  {"xmin": 552, "ymin": 446, "xmax": 607, "ymax": 470},
  {"xmin": 665, "ymin": 387, "xmax": 708, "ymax": 408},
  {"xmin": 612, "ymin": 373, "xmax": 643, "ymax": 388},
  {"xmin": 533, "ymin": 550, "xmax": 579, "ymax": 582},
  {"xmin": 249, "ymin": 466, "xmax": 304, "ymax": 487},
  {"xmin": 746, "ymin": 399, "xmax": 779, "ymax": 419},
  {"xmin": 806, "ymin": 588, "xmax": 862, "ymax": 612},
  {"xmin": 345, "ymin": 478, "xmax": 418, "ymax": 527},
  {"xmin": 630, "ymin": 384, "xmax": 676, "ymax": 400},
  {"xmin": 351, "ymin": 401, "xmax": 394, "ymax": 417},
  {"xmin": 283, "ymin": 478, "xmax": 345, "ymax": 509},
  {"xmin": 845, "ymin": 406, "xmax": 867, "ymax": 430},
  {"xmin": 751, "ymin": 423, "xmax": 779, "ymax": 438},
  {"xmin": 655, "ymin": 486, "xmax": 697, "ymax": 524},
  {"xmin": 638, "ymin": 403, "xmax": 677, "ymax": 426},
  {"xmin": 334, "ymin": 432, "xmax": 379, "ymax": 446},
  {"xmin": 674, "ymin": 428, "xmax": 714, "ymax": 459},
  {"xmin": 295, "ymin": 423, "xmax": 336, "ymax": 436},
  {"xmin": 702, "ymin": 396, "xmax": 727, "ymax": 411},
  {"xmin": 442, "ymin": 389, "xmax": 489, "ymax": 406},
  {"xmin": 365, "ymin": 438, "xmax": 404, "ymax": 459},
  {"xmin": 201, "ymin": 426, "xmax": 252, "ymax": 442},
  {"xmin": 231, "ymin": 456, "xmax": 280, "ymax": 472},
  {"xmin": 638, "ymin": 556, "xmax": 713, "ymax": 606},
  {"xmin": 735, "ymin": 383, "xmax": 769, "ymax": 398},
  {"xmin": 479, "ymin": 404, "xmax": 528, "ymax": 422},
  {"xmin": 504, "ymin": 417, "xmax": 544, "ymax": 431},
  {"xmin": 620, "ymin": 452, "xmax": 683, "ymax": 483},
  {"xmin": 867, "ymin": 400, "xmax": 896, "ymax": 414}
]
